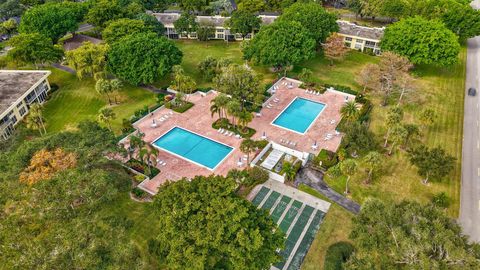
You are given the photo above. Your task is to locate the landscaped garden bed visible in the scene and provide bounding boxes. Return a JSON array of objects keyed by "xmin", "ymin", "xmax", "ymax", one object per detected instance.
[
  {"xmin": 212, "ymin": 118, "xmax": 256, "ymax": 138},
  {"xmin": 165, "ymin": 100, "xmax": 194, "ymax": 113},
  {"xmin": 125, "ymin": 158, "xmax": 160, "ymax": 178}
]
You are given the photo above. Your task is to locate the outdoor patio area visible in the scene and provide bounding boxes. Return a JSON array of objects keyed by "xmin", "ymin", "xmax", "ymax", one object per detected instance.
[
  {"xmin": 250, "ymin": 77, "xmax": 351, "ymax": 154},
  {"xmin": 128, "ymin": 78, "xmax": 350, "ymax": 194},
  {"xmin": 130, "ymin": 91, "xmax": 246, "ymax": 194}
]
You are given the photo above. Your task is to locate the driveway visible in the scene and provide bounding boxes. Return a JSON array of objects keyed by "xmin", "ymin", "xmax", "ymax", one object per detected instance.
[{"xmin": 458, "ymin": 0, "xmax": 480, "ymax": 243}]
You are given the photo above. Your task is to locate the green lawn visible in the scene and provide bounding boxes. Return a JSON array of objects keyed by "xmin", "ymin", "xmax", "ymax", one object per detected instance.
[
  {"xmin": 325, "ymin": 48, "xmax": 467, "ymax": 217},
  {"xmin": 298, "ymin": 185, "xmax": 354, "ymax": 270},
  {"xmin": 43, "ymin": 68, "xmax": 157, "ymax": 134}
]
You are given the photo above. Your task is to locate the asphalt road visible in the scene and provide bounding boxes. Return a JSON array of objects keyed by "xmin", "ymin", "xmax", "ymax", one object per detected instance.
[{"xmin": 458, "ymin": 0, "xmax": 480, "ymax": 243}]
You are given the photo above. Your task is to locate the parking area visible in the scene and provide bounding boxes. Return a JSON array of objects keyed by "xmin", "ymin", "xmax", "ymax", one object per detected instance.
[{"xmin": 249, "ymin": 180, "xmax": 331, "ymax": 270}]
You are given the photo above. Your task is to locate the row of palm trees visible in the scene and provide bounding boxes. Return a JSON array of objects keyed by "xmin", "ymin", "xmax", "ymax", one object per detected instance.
[
  {"xmin": 210, "ymin": 93, "xmax": 253, "ymax": 133},
  {"xmin": 128, "ymin": 134, "xmax": 159, "ymax": 177}
]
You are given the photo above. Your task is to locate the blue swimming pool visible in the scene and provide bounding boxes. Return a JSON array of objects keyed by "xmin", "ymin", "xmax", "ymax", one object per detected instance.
[
  {"xmin": 272, "ymin": 97, "xmax": 325, "ymax": 134},
  {"xmin": 153, "ymin": 127, "xmax": 233, "ymax": 170}
]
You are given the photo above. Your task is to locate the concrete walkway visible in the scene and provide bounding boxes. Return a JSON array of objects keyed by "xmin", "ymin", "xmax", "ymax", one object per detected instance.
[{"xmin": 294, "ymin": 165, "xmax": 361, "ymax": 214}]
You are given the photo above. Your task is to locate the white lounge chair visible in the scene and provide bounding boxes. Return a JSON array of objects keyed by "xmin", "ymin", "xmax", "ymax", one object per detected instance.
[
  {"xmin": 217, "ymin": 128, "xmax": 223, "ymax": 133},
  {"xmin": 316, "ymin": 92, "xmax": 320, "ymax": 96}
]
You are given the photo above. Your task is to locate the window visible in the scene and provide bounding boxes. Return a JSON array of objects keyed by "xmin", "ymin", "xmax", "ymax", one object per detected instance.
[
  {"xmin": 217, "ymin": 34, "xmax": 224, "ymax": 39},
  {"xmin": 217, "ymin": 28, "xmax": 224, "ymax": 33},
  {"xmin": 365, "ymin": 41, "xmax": 376, "ymax": 47},
  {"xmin": 355, "ymin": 39, "xmax": 364, "ymax": 44},
  {"xmin": 245, "ymin": 33, "xmax": 252, "ymax": 39},
  {"xmin": 345, "ymin": 37, "xmax": 352, "ymax": 41},
  {"xmin": 19, "ymin": 107, "xmax": 26, "ymax": 116},
  {"xmin": 16, "ymin": 102, "xmax": 24, "ymax": 109},
  {"xmin": 189, "ymin": 32, "xmax": 197, "ymax": 38},
  {"xmin": 10, "ymin": 115, "xmax": 17, "ymax": 124}
]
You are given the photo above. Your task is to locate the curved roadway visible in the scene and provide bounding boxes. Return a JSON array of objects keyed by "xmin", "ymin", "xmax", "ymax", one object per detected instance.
[{"xmin": 459, "ymin": 0, "xmax": 480, "ymax": 243}]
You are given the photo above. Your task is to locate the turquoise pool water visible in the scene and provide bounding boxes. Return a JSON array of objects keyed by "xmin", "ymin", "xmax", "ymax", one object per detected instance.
[
  {"xmin": 153, "ymin": 127, "xmax": 233, "ymax": 170},
  {"xmin": 272, "ymin": 97, "xmax": 325, "ymax": 133}
]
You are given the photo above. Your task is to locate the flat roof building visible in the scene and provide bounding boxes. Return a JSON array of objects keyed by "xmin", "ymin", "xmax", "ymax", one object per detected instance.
[
  {"xmin": 0, "ymin": 70, "xmax": 51, "ymax": 140},
  {"xmin": 337, "ymin": 20, "xmax": 385, "ymax": 55}
]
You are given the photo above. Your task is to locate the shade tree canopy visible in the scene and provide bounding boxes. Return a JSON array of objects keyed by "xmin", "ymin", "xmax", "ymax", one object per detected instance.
[
  {"xmin": 151, "ymin": 175, "xmax": 284, "ymax": 269},
  {"xmin": 173, "ymin": 12, "xmax": 198, "ymax": 35},
  {"xmin": 102, "ymin": 18, "xmax": 156, "ymax": 44},
  {"xmin": 243, "ymin": 20, "xmax": 316, "ymax": 70},
  {"xmin": 107, "ymin": 32, "xmax": 182, "ymax": 85},
  {"xmin": 381, "ymin": 17, "xmax": 460, "ymax": 66},
  {"xmin": 19, "ymin": 2, "xmax": 86, "ymax": 42},
  {"xmin": 7, "ymin": 33, "xmax": 63, "ymax": 66},
  {"xmin": 66, "ymin": 41, "xmax": 108, "ymax": 80},
  {"xmin": 347, "ymin": 199, "xmax": 480, "ymax": 269},
  {"xmin": 85, "ymin": 0, "xmax": 126, "ymax": 28},
  {"xmin": 136, "ymin": 13, "xmax": 165, "ymax": 35},
  {"xmin": 277, "ymin": 2, "xmax": 338, "ymax": 44},
  {"xmin": 226, "ymin": 10, "xmax": 261, "ymax": 39}
]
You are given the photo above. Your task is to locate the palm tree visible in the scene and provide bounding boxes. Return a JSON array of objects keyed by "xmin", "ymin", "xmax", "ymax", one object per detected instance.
[
  {"xmin": 210, "ymin": 94, "xmax": 230, "ymax": 119},
  {"xmin": 25, "ymin": 103, "xmax": 47, "ymax": 135},
  {"xmin": 128, "ymin": 134, "xmax": 145, "ymax": 159},
  {"xmin": 340, "ymin": 101, "xmax": 359, "ymax": 122},
  {"xmin": 110, "ymin": 79, "xmax": 122, "ymax": 104},
  {"xmin": 95, "ymin": 78, "xmax": 112, "ymax": 105},
  {"xmin": 98, "ymin": 108, "xmax": 116, "ymax": 131},
  {"xmin": 363, "ymin": 151, "xmax": 382, "ymax": 184},
  {"xmin": 240, "ymin": 138, "xmax": 256, "ymax": 164},
  {"xmin": 237, "ymin": 110, "xmax": 253, "ymax": 133},
  {"xmin": 340, "ymin": 159, "xmax": 357, "ymax": 194},
  {"xmin": 226, "ymin": 99, "xmax": 241, "ymax": 127},
  {"xmin": 139, "ymin": 144, "xmax": 159, "ymax": 176},
  {"xmin": 281, "ymin": 161, "xmax": 297, "ymax": 182}
]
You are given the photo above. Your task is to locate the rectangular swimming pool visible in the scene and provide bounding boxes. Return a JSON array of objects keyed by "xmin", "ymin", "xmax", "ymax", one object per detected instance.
[
  {"xmin": 272, "ymin": 97, "xmax": 326, "ymax": 134},
  {"xmin": 152, "ymin": 127, "xmax": 233, "ymax": 170}
]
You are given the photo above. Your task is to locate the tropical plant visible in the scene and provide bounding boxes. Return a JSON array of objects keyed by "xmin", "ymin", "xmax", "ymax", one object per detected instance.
[
  {"xmin": 281, "ymin": 161, "xmax": 297, "ymax": 182},
  {"xmin": 139, "ymin": 143, "xmax": 159, "ymax": 176},
  {"xmin": 340, "ymin": 101, "xmax": 359, "ymax": 122},
  {"xmin": 339, "ymin": 159, "xmax": 357, "ymax": 194},
  {"xmin": 240, "ymin": 138, "xmax": 256, "ymax": 164},
  {"xmin": 210, "ymin": 93, "xmax": 230, "ymax": 119},
  {"xmin": 384, "ymin": 106, "xmax": 403, "ymax": 147},
  {"xmin": 97, "ymin": 108, "xmax": 116, "ymax": 131},
  {"xmin": 237, "ymin": 110, "xmax": 253, "ymax": 132},
  {"xmin": 226, "ymin": 99, "xmax": 241, "ymax": 127},
  {"xmin": 25, "ymin": 103, "xmax": 46, "ymax": 135},
  {"xmin": 66, "ymin": 42, "xmax": 108, "ymax": 80},
  {"xmin": 363, "ymin": 151, "xmax": 382, "ymax": 184},
  {"xmin": 95, "ymin": 79, "xmax": 113, "ymax": 105}
]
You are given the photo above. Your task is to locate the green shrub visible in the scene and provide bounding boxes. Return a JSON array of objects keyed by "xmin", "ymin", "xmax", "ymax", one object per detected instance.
[
  {"xmin": 134, "ymin": 174, "xmax": 145, "ymax": 183},
  {"xmin": 315, "ymin": 149, "xmax": 338, "ymax": 169},
  {"xmin": 212, "ymin": 118, "xmax": 256, "ymax": 138},
  {"xmin": 432, "ymin": 192, "xmax": 450, "ymax": 208},
  {"xmin": 324, "ymin": 241, "xmax": 355, "ymax": 270},
  {"xmin": 132, "ymin": 187, "xmax": 146, "ymax": 198},
  {"xmin": 244, "ymin": 166, "xmax": 269, "ymax": 187},
  {"xmin": 168, "ymin": 101, "xmax": 194, "ymax": 113},
  {"xmin": 126, "ymin": 158, "xmax": 160, "ymax": 178},
  {"xmin": 255, "ymin": 139, "xmax": 269, "ymax": 150}
]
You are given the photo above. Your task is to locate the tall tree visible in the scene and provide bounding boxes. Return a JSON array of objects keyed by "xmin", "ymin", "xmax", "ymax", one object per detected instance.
[
  {"xmin": 66, "ymin": 42, "xmax": 108, "ymax": 80},
  {"xmin": 376, "ymin": 52, "xmax": 413, "ymax": 106},
  {"xmin": 7, "ymin": 33, "xmax": 63, "ymax": 66},
  {"xmin": 85, "ymin": 0, "xmax": 125, "ymax": 29},
  {"xmin": 0, "ymin": 0, "xmax": 24, "ymax": 20},
  {"xmin": 347, "ymin": 199, "xmax": 480, "ymax": 268},
  {"xmin": 240, "ymin": 138, "xmax": 256, "ymax": 164},
  {"xmin": 196, "ymin": 21, "xmax": 215, "ymax": 41},
  {"xmin": 19, "ymin": 2, "xmax": 85, "ymax": 42},
  {"xmin": 213, "ymin": 64, "xmax": 263, "ymax": 110},
  {"xmin": 388, "ymin": 124, "xmax": 407, "ymax": 155},
  {"xmin": 25, "ymin": 103, "xmax": 47, "ymax": 135},
  {"xmin": 237, "ymin": 0, "xmax": 265, "ymax": 13},
  {"xmin": 138, "ymin": 143, "xmax": 158, "ymax": 176},
  {"xmin": 363, "ymin": 151, "xmax": 382, "ymax": 184},
  {"xmin": 278, "ymin": 2, "xmax": 339, "ymax": 44},
  {"xmin": 323, "ymin": 32, "xmax": 350, "ymax": 65},
  {"xmin": 152, "ymin": 176, "xmax": 284, "ymax": 269},
  {"xmin": 102, "ymin": 18, "xmax": 155, "ymax": 44},
  {"xmin": 408, "ymin": 145, "xmax": 455, "ymax": 184},
  {"xmin": 340, "ymin": 159, "xmax": 357, "ymax": 194},
  {"xmin": 96, "ymin": 79, "xmax": 114, "ymax": 105},
  {"xmin": 136, "ymin": 13, "xmax": 165, "ymax": 35},
  {"xmin": 381, "ymin": 17, "xmax": 460, "ymax": 66},
  {"xmin": 170, "ymin": 65, "xmax": 197, "ymax": 96},
  {"xmin": 403, "ymin": 123, "xmax": 420, "ymax": 148},
  {"xmin": 384, "ymin": 106, "xmax": 403, "ymax": 147},
  {"xmin": 107, "ymin": 32, "xmax": 182, "ymax": 85},
  {"xmin": 243, "ymin": 20, "xmax": 316, "ymax": 72},
  {"xmin": 177, "ymin": 0, "xmax": 208, "ymax": 12},
  {"xmin": 226, "ymin": 10, "xmax": 261, "ymax": 39},
  {"xmin": 173, "ymin": 12, "xmax": 198, "ymax": 36},
  {"xmin": 98, "ymin": 108, "xmax": 116, "ymax": 131},
  {"xmin": 357, "ymin": 63, "xmax": 380, "ymax": 93},
  {"xmin": 226, "ymin": 99, "xmax": 241, "ymax": 126},
  {"xmin": 210, "ymin": 93, "xmax": 230, "ymax": 119},
  {"xmin": 237, "ymin": 109, "xmax": 253, "ymax": 132}
]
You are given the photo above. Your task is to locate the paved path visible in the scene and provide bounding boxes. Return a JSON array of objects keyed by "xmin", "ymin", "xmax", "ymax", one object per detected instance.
[
  {"xmin": 294, "ymin": 166, "xmax": 360, "ymax": 214},
  {"xmin": 458, "ymin": 0, "xmax": 480, "ymax": 243},
  {"xmin": 52, "ymin": 63, "xmax": 75, "ymax": 74}
]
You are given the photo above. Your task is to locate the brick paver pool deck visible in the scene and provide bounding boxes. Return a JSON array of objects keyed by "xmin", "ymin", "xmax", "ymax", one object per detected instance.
[{"xmin": 130, "ymin": 78, "xmax": 347, "ymax": 194}]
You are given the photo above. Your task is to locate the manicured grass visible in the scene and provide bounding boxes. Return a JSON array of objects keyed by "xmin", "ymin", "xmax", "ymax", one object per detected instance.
[
  {"xmin": 325, "ymin": 48, "xmax": 467, "ymax": 217},
  {"xmin": 43, "ymin": 68, "xmax": 157, "ymax": 134},
  {"xmin": 298, "ymin": 185, "xmax": 354, "ymax": 270}
]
